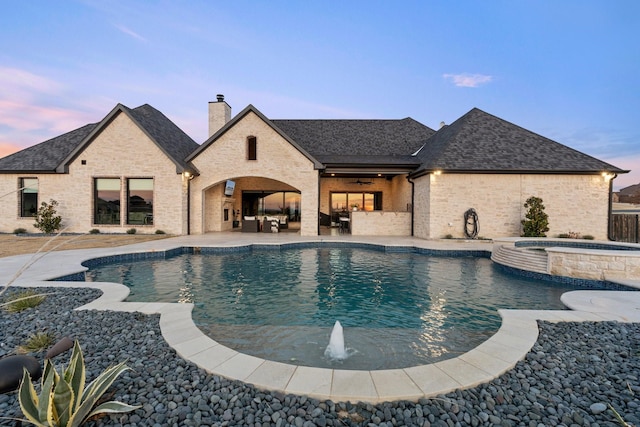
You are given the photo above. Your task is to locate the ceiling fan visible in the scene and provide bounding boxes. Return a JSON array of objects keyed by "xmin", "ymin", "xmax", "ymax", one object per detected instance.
[{"xmin": 348, "ymin": 178, "xmax": 373, "ymax": 185}]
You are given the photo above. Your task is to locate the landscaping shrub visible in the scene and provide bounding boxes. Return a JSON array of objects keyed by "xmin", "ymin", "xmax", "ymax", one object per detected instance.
[
  {"xmin": 17, "ymin": 331, "xmax": 56, "ymax": 354},
  {"xmin": 521, "ymin": 196, "xmax": 549, "ymax": 237},
  {"xmin": 13, "ymin": 228, "xmax": 27, "ymax": 234},
  {"xmin": 126, "ymin": 228, "xmax": 137, "ymax": 234},
  {"xmin": 18, "ymin": 340, "xmax": 139, "ymax": 426},
  {"xmin": 1, "ymin": 290, "xmax": 46, "ymax": 313},
  {"xmin": 33, "ymin": 199, "xmax": 62, "ymax": 233},
  {"xmin": 155, "ymin": 229, "xmax": 166, "ymax": 234},
  {"xmin": 89, "ymin": 228, "xmax": 100, "ymax": 234}
]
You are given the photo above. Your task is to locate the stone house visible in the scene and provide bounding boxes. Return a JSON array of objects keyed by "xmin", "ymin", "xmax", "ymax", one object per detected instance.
[{"xmin": 0, "ymin": 95, "xmax": 627, "ymax": 239}]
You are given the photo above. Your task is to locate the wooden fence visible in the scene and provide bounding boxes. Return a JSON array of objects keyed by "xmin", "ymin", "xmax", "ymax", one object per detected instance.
[{"xmin": 611, "ymin": 214, "xmax": 640, "ymax": 243}]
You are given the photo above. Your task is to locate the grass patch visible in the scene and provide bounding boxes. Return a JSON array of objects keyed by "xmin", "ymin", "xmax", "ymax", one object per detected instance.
[
  {"xmin": 17, "ymin": 331, "xmax": 56, "ymax": 354},
  {"xmin": 1, "ymin": 289, "xmax": 47, "ymax": 313}
]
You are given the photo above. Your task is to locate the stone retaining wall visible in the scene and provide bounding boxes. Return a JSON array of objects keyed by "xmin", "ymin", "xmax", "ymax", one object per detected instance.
[{"xmin": 547, "ymin": 248, "xmax": 640, "ymax": 281}]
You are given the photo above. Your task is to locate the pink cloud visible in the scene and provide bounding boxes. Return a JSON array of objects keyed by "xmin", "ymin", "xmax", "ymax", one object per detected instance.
[
  {"xmin": 0, "ymin": 66, "xmax": 105, "ymax": 149},
  {"xmin": 443, "ymin": 73, "xmax": 493, "ymax": 88},
  {"xmin": 0, "ymin": 99, "xmax": 95, "ymax": 134}
]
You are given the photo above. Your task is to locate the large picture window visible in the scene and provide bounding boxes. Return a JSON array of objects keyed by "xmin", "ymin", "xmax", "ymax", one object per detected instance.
[
  {"xmin": 127, "ymin": 178, "xmax": 153, "ymax": 225},
  {"xmin": 94, "ymin": 178, "xmax": 121, "ymax": 224},
  {"xmin": 330, "ymin": 191, "xmax": 382, "ymax": 224},
  {"xmin": 19, "ymin": 177, "xmax": 38, "ymax": 217}
]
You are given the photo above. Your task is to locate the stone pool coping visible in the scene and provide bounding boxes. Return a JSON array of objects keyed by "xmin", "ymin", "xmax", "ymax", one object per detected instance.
[{"xmin": 2, "ymin": 233, "xmax": 640, "ymax": 403}]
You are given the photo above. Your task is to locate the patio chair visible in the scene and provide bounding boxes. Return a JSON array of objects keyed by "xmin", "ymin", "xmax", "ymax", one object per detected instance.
[{"xmin": 242, "ymin": 216, "xmax": 260, "ymax": 232}]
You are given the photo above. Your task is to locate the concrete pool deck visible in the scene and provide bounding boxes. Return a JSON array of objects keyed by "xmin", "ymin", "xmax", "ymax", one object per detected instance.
[{"xmin": 1, "ymin": 232, "xmax": 639, "ymax": 403}]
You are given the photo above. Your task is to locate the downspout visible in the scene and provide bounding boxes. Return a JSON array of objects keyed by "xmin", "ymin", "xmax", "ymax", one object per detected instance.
[
  {"xmin": 187, "ymin": 177, "xmax": 191, "ymax": 235},
  {"xmin": 607, "ymin": 173, "xmax": 617, "ymax": 241},
  {"xmin": 317, "ymin": 171, "xmax": 322, "ymax": 236},
  {"xmin": 407, "ymin": 176, "xmax": 415, "ymax": 236}
]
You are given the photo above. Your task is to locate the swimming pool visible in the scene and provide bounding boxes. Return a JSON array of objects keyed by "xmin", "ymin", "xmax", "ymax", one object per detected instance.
[{"xmin": 85, "ymin": 246, "xmax": 577, "ymax": 369}]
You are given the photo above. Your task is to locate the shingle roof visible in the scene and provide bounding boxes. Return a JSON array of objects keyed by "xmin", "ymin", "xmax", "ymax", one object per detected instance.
[
  {"xmin": 0, "ymin": 123, "xmax": 98, "ymax": 172},
  {"xmin": 412, "ymin": 108, "xmax": 627, "ymax": 175},
  {"xmin": 125, "ymin": 104, "xmax": 199, "ymax": 173},
  {"xmin": 618, "ymin": 183, "xmax": 640, "ymax": 196},
  {"xmin": 272, "ymin": 118, "xmax": 435, "ymax": 162},
  {"xmin": 0, "ymin": 104, "xmax": 199, "ymax": 174}
]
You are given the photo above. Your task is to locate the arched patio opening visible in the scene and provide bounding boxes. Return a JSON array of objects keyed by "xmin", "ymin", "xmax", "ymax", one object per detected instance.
[{"xmin": 202, "ymin": 176, "xmax": 301, "ymax": 233}]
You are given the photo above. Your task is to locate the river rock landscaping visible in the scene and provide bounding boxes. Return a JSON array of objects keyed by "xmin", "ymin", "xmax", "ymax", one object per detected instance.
[{"xmin": 1, "ymin": 287, "xmax": 638, "ymax": 427}]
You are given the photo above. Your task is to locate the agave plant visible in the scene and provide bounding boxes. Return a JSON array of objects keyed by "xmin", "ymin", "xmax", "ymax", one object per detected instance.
[{"xmin": 18, "ymin": 340, "xmax": 139, "ymax": 427}]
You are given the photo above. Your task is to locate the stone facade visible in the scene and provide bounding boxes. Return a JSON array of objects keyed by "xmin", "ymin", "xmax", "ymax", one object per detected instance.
[
  {"xmin": 0, "ymin": 113, "xmax": 187, "ymax": 235},
  {"xmin": 189, "ymin": 111, "xmax": 319, "ymax": 236},
  {"xmin": 0, "ymin": 101, "xmax": 620, "ymax": 240},
  {"xmin": 350, "ymin": 211, "xmax": 411, "ymax": 236},
  {"xmin": 412, "ymin": 173, "xmax": 611, "ymax": 240},
  {"xmin": 548, "ymin": 248, "xmax": 640, "ymax": 281}
]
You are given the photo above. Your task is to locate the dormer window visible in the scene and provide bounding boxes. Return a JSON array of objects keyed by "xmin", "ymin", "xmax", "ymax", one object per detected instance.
[{"xmin": 247, "ymin": 136, "xmax": 257, "ymax": 160}]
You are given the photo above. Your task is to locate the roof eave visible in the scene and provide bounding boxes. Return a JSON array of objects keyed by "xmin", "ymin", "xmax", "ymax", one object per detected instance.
[
  {"xmin": 0, "ymin": 169, "xmax": 58, "ymax": 175},
  {"xmin": 410, "ymin": 168, "xmax": 630, "ymax": 179}
]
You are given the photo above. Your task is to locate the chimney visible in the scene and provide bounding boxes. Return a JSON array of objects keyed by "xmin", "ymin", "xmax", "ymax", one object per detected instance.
[
  {"xmin": 439, "ymin": 121, "xmax": 446, "ymax": 129},
  {"xmin": 208, "ymin": 94, "xmax": 231, "ymax": 137}
]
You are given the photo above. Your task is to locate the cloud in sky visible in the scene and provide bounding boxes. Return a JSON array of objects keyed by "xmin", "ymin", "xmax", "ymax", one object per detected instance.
[
  {"xmin": 0, "ymin": 66, "xmax": 103, "ymax": 148},
  {"xmin": 113, "ymin": 24, "xmax": 146, "ymax": 42},
  {"xmin": 443, "ymin": 73, "xmax": 493, "ymax": 88}
]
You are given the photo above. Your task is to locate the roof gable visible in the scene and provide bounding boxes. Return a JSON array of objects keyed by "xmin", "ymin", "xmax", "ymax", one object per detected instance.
[
  {"xmin": 57, "ymin": 104, "xmax": 199, "ymax": 174},
  {"xmin": 0, "ymin": 103, "xmax": 199, "ymax": 174},
  {"xmin": 413, "ymin": 108, "xmax": 627, "ymax": 175},
  {"xmin": 186, "ymin": 104, "xmax": 323, "ymax": 168}
]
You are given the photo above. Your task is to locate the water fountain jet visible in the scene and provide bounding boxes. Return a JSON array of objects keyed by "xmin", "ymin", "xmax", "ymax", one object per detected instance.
[{"xmin": 324, "ymin": 320, "xmax": 348, "ymax": 360}]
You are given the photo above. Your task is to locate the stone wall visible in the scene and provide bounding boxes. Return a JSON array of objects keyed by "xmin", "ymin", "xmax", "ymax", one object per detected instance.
[
  {"xmin": 190, "ymin": 111, "xmax": 319, "ymax": 236},
  {"xmin": 0, "ymin": 113, "xmax": 186, "ymax": 235},
  {"xmin": 548, "ymin": 248, "xmax": 640, "ymax": 281},
  {"xmin": 350, "ymin": 211, "xmax": 411, "ymax": 236},
  {"xmin": 413, "ymin": 173, "xmax": 611, "ymax": 240}
]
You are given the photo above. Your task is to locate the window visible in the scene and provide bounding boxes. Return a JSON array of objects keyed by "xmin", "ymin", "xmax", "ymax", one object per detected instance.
[
  {"xmin": 247, "ymin": 136, "xmax": 257, "ymax": 160},
  {"xmin": 94, "ymin": 178, "xmax": 121, "ymax": 224},
  {"xmin": 330, "ymin": 192, "xmax": 382, "ymax": 223},
  {"xmin": 19, "ymin": 178, "xmax": 38, "ymax": 217},
  {"xmin": 127, "ymin": 178, "xmax": 153, "ymax": 225},
  {"xmin": 241, "ymin": 191, "xmax": 301, "ymax": 221}
]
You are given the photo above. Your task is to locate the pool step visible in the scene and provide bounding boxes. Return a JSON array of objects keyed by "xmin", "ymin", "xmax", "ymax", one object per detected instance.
[{"xmin": 491, "ymin": 245, "xmax": 548, "ymax": 274}]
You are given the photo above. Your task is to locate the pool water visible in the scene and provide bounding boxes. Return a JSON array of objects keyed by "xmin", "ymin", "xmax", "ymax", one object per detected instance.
[{"xmin": 85, "ymin": 247, "xmax": 575, "ymax": 369}]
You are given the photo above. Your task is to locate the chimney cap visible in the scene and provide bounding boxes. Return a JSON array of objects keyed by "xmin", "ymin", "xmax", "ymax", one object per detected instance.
[{"xmin": 216, "ymin": 94, "xmax": 225, "ymax": 102}]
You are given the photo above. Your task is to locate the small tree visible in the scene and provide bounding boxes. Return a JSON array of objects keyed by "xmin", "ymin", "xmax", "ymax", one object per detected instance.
[
  {"xmin": 34, "ymin": 199, "xmax": 62, "ymax": 233},
  {"xmin": 521, "ymin": 196, "xmax": 549, "ymax": 237}
]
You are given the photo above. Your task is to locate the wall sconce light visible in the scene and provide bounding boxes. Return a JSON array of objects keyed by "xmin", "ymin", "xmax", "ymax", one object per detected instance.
[
  {"xmin": 432, "ymin": 170, "xmax": 442, "ymax": 176},
  {"xmin": 601, "ymin": 172, "xmax": 615, "ymax": 182},
  {"xmin": 183, "ymin": 171, "xmax": 195, "ymax": 180}
]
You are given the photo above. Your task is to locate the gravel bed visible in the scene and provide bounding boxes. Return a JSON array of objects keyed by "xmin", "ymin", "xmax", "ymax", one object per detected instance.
[{"xmin": 1, "ymin": 286, "xmax": 639, "ymax": 427}]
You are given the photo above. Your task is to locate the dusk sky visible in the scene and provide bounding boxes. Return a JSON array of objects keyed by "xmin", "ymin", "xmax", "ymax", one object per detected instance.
[{"xmin": 1, "ymin": 1, "xmax": 638, "ymax": 190}]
